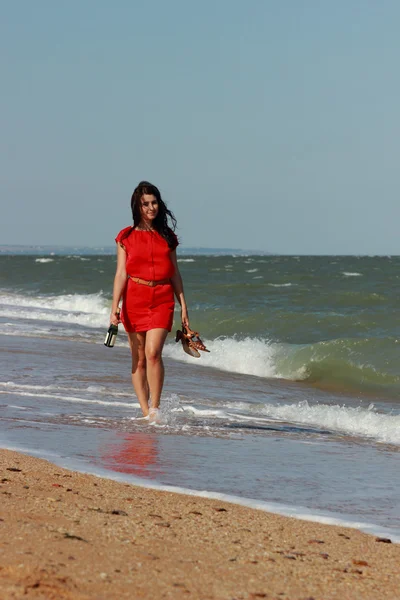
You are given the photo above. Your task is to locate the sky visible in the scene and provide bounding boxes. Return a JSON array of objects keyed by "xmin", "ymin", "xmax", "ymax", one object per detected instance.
[{"xmin": 1, "ymin": 0, "xmax": 400, "ymax": 254}]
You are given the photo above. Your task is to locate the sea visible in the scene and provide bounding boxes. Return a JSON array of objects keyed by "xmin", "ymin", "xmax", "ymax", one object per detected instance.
[{"xmin": 1, "ymin": 248, "xmax": 399, "ymax": 542}]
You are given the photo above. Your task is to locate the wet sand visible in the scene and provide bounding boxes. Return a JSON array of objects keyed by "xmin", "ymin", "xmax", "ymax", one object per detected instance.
[{"xmin": 0, "ymin": 449, "xmax": 399, "ymax": 600}]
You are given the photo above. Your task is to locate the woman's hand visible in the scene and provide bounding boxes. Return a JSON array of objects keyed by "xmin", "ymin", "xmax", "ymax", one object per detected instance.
[
  {"xmin": 110, "ymin": 310, "xmax": 121, "ymax": 326},
  {"xmin": 181, "ymin": 307, "xmax": 189, "ymax": 329}
]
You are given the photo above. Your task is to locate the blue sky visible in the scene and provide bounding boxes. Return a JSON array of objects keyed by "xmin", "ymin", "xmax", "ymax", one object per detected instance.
[{"xmin": 1, "ymin": 0, "xmax": 400, "ymax": 253}]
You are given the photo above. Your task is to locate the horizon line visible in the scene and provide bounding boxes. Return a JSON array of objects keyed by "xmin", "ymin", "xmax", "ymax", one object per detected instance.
[{"xmin": 0, "ymin": 245, "xmax": 399, "ymax": 257}]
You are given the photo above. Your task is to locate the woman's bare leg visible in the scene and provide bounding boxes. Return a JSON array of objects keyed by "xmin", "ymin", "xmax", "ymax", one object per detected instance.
[
  {"xmin": 127, "ymin": 331, "xmax": 150, "ymax": 416},
  {"xmin": 144, "ymin": 328, "xmax": 169, "ymax": 409}
]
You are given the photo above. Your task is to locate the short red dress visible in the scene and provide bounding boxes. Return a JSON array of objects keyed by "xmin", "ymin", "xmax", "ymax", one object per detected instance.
[{"xmin": 115, "ymin": 226, "xmax": 178, "ymax": 333}]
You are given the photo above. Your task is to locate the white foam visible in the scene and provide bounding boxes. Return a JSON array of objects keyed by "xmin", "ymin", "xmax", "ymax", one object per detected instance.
[
  {"xmin": 164, "ymin": 337, "xmax": 278, "ymax": 378},
  {"xmin": 183, "ymin": 405, "xmax": 229, "ymax": 418},
  {"xmin": 343, "ymin": 272, "xmax": 362, "ymax": 277},
  {"xmin": 0, "ymin": 291, "xmax": 107, "ymax": 314},
  {"xmin": 4, "ymin": 380, "xmax": 399, "ymax": 446},
  {"xmin": 188, "ymin": 395, "xmax": 400, "ymax": 447},
  {"xmin": 0, "ymin": 381, "xmax": 130, "ymax": 398},
  {"xmin": 0, "ymin": 389, "xmax": 137, "ymax": 409},
  {"xmin": 0, "ymin": 291, "xmax": 109, "ymax": 328},
  {"xmin": 35, "ymin": 258, "xmax": 54, "ymax": 263},
  {"xmin": 66, "ymin": 255, "xmax": 91, "ymax": 261},
  {"xmin": 257, "ymin": 400, "xmax": 400, "ymax": 445},
  {"xmin": 246, "ymin": 268, "xmax": 258, "ymax": 273},
  {"xmin": 268, "ymin": 283, "xmax": 293, "ymax": 287},
  {"xmin": 177, "ymin": 258, "xmax": 195, "ymax": 262}
]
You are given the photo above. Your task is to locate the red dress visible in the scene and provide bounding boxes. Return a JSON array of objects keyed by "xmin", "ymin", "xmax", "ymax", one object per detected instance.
[{"xmin": 115, "ymin": 227, "xmax": 178, "ymax": 333}]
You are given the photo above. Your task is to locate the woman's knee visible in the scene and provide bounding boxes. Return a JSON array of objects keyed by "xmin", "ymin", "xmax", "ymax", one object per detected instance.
[
  {"xmin": 145, "ymin": 348, "xmax": 162, "ymax": 365},
  {"xmin": 132, "ymin": 355, "xmax": 146, "ymax": 373}
]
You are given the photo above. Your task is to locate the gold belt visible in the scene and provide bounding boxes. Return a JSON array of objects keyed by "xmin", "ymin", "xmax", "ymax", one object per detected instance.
[{"xmin": 129, "ymin": 276, "xmax": 171, "ymax": 287}]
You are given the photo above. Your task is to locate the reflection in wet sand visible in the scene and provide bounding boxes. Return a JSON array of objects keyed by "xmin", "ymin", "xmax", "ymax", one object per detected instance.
[{"xmin": 100, "ymin": 432, "xmax": 161, "ymax": 478}]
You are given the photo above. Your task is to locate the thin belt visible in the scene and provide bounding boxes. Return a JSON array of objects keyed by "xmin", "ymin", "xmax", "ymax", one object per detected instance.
[{"xmin": 129, "ymin": 276, "xmax": 171, "ymax": 287}]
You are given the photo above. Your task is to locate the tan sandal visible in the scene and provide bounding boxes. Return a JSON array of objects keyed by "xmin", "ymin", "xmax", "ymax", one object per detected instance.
[{"xmin": 175, "ymin": 325, "xmax": 210, "ymax": 358}]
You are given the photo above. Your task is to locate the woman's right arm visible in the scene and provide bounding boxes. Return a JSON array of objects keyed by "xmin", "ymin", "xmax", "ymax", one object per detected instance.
[{"xmin": 110, "ymin": 243, "xmax": 128, "ymax": 325}]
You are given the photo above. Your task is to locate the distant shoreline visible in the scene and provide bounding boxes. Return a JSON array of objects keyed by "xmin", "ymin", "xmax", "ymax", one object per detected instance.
[
  {"xmin": 0, "ymin": 245, "xmax": 270, "ymax": 256},
  {"xmin": 2, "ymin": 247, "xmax": 399, "ymax": 257}
]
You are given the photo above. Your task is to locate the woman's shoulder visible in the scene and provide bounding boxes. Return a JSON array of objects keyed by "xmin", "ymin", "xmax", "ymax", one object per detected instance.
[{"xmin": 115, "ymin": 226, "xmax": 134, "ymax": 244}]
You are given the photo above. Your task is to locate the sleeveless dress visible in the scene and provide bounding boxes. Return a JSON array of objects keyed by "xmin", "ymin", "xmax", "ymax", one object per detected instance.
[{"xmin": 115, "ymin": 227, "xmax": 178, "ymax": 333}]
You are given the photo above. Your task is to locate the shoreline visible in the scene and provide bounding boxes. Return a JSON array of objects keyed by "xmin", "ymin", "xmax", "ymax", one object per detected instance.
[
  {"xmin": 3, "ymin": 441, "xmax": 399, "ymax": 545},
  {"xmin": 1, "ymin": 449, "xmax": 399, "ymax": 599}
]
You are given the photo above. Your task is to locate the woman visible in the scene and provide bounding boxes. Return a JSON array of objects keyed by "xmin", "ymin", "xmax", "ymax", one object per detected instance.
[{"xmin": 110, "ymin": 181, "xmax": 189, "ymax": 421}]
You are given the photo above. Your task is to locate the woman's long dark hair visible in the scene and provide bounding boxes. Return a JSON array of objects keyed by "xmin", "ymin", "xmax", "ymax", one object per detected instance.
[{"xmin": 121, "ymin": 181, "xmax": 177, "ymax": 249}]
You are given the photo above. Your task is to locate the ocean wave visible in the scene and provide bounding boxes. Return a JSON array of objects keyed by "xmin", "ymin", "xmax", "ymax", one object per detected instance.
[
  {"xmin": 3, "ymin": 382, "xmax": 399, "ymax": 447},
  {"xmin": 164, "ymin": 337, "xmax": 278, "ymax": 378},
  {"xmin": 223, "ymin": 400, "xmax": 400, "ymax": 446},
  {"xmin": 165, "ymin": 335, "xmax": 400, "ymax": 398},
  {"xmin": 0, "ymin": 291, "xmax": 109, "ymax": 328},
  {"xmin": 274, "ymin": 337, "xmax": 400, "ymax": 392},
  {"xmin": 35, "ymin": 258, "xmax": 54, "ymax": 263},
  {"xmin": 263, "ymin": 401, "xmax": 400, "ymax": 444},
  {"xmin": 3, "ymin": 288, "xmax": 400, "ymax": 398}
]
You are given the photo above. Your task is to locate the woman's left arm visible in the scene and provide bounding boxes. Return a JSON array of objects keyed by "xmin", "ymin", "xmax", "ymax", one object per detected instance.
[{"xmin": 170, "ymin": 250, "xmax": 189, "ymax": 328}]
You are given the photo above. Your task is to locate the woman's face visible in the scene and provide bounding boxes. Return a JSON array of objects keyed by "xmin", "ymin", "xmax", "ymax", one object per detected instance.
[{"xmin": 140, "ymin": 194, "xmax": 159, "ymax": 223}]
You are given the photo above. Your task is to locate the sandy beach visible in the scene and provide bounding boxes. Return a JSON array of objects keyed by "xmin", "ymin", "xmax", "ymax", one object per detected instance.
[{"xmin": 0, "ymin": 449, "xmax": 399, "ymax": 599}]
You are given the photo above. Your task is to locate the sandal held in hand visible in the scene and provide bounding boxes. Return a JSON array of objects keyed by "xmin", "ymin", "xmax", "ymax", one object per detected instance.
[{"xmin": 175, "ymin": 324, "xmax": 210, "ymax": 358}]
